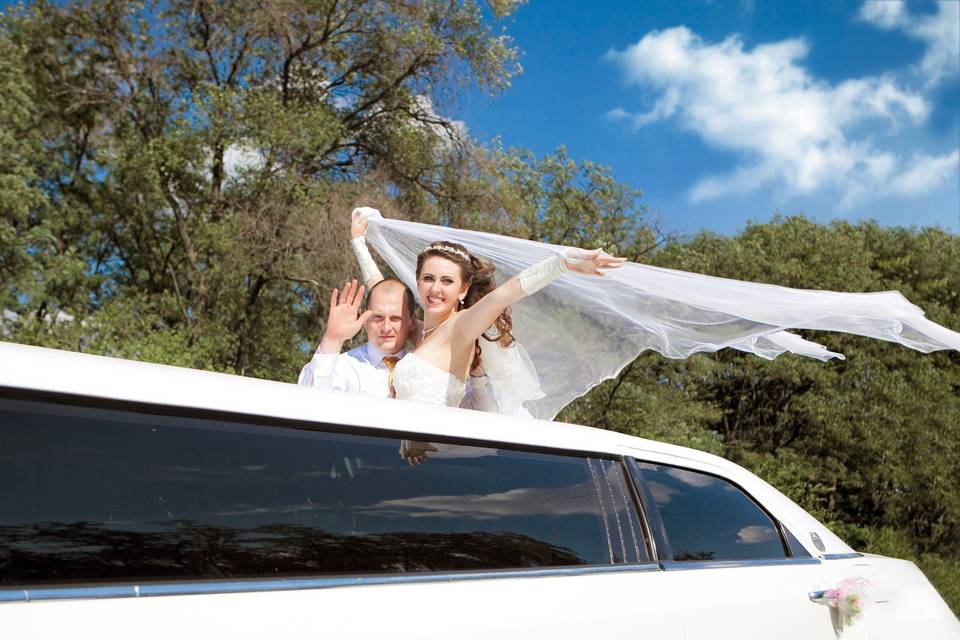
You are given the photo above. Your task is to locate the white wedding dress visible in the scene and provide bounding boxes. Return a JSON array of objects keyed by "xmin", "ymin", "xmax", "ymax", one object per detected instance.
[
  {"xmin": 393, "ymin": 353, "xmax": 467, "ymax": 408},
  {"xmin": 392, "ymin": 351, "xmax": 527, "ymax": 413}
]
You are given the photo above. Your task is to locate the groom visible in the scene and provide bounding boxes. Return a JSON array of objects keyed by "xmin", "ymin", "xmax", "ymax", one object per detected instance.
[
  {"xmin": 298, "ymin": 278, "xmax": 437, "ymax": 465},
  {"xmin": 298, "ymin": 278, "xmax": 416, "ymax": 396}
]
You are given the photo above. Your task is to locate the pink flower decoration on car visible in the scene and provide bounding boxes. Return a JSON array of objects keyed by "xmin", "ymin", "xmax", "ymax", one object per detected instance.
[{"xmin": 824, "ymin": 577, "xmax": 872, "ymax": 622}]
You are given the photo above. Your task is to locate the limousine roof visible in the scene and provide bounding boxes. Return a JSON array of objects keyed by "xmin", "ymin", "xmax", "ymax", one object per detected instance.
[{"xmin": 0, "ymin": 339, "xmax": 853, "ymax": 557}]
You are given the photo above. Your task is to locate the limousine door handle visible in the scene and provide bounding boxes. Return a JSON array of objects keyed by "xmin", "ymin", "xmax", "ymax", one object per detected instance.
[{"xmin": 808, "ymin": 590, "xmax": 829, "ymax": 603}]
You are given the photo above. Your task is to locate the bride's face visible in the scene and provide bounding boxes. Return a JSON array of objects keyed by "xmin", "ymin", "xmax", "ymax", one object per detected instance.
[{"xmin": 417, "ymin": 256, "xmax": 469, "ymax": 317}]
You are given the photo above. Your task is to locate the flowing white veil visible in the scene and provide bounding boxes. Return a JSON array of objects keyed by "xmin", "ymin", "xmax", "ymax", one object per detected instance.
[{"xmin": 360, "ymin": 210, "xmax": 960, "ymax": 420}]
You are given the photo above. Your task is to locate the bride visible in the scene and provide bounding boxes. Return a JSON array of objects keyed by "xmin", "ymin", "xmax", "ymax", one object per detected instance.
[
  {"xmin": 348, "ymin": 207, "xmax": 960, "ymax": 421},
  {"xmin": 349, "ymin": 208, "xmax": 625, "ymax": 410}
]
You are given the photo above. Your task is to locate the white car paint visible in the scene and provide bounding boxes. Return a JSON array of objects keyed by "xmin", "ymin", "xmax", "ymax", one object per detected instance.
[{"xmin": 0, "ymin": 340, "xmax": 957, "ymax": 639}]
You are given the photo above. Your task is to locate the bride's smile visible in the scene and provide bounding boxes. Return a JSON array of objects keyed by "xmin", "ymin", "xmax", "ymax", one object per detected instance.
[{"xmin": 417, "ymin": 256, "xmax": 468, "ymax": 323}]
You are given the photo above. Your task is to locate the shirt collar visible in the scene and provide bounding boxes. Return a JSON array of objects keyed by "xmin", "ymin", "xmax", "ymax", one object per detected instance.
[{"xmin": 365, "ymin": 341, "xmax": 406, "ymax": 365}]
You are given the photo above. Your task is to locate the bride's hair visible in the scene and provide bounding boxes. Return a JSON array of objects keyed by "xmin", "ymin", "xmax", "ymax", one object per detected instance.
[{"xmin": 416, "ymin": 241, "xmax": 515, "ymax": 372}]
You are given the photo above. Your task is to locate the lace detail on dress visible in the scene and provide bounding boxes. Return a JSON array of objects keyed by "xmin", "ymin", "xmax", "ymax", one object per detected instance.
[{"xmin": 393, "ymin": 353, "xmax": 467, "ymax": 408}]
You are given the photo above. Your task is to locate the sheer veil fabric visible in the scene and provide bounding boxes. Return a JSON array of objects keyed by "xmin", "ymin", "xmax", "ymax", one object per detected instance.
[{"xmin": 360, "ymin": 210, "xmax": 960, "ymax": 421}]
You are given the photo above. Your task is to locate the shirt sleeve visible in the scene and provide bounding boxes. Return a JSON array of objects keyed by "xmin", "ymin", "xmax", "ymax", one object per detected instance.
[{"xmin": 298, "ymin": 352, "xmax": 351, "ymax": 392}]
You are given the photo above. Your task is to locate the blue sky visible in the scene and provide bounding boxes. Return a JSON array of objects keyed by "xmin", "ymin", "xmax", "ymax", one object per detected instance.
[
  {"xmin": 457, "ymin": 0, "xmax": 960, "ymax": 236},
  {"xmin": 4, "ymin": 0, "xmax": 957, "ymax": 237}
]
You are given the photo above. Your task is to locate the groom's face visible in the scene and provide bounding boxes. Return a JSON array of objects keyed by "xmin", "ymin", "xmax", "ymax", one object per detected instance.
[{"xmin": 365, "ymin": 281, "xmax": 415, "ymax": 354}]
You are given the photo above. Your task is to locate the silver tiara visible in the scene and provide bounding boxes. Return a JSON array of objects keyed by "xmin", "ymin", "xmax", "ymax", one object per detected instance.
[{"xmin": 424, "ymin": 243, "xmax": 471, "ymax": 261}]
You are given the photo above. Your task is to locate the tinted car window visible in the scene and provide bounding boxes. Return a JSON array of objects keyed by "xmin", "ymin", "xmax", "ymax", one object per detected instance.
[
  {"xmin": 783, "ymin": 527, "xmax": 812, "ymax": 558},
  {"xmin": 0, "ymin": 396, "xmax": 644, "ymax": 585},
  {"xmin": 638, "ymin": 462, "xmax": 787, "ymax": 562}
]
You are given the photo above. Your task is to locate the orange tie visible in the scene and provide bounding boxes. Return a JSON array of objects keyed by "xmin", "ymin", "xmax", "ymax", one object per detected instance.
[{"xmin": 382, "ymin": 356, "xmax": 400, "ymax": 398}]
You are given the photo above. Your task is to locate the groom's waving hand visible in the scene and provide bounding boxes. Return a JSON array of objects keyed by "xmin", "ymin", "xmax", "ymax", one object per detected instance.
[{"xmin": 298, "ymin": 279, "xmax": 416, "ymax": 398}]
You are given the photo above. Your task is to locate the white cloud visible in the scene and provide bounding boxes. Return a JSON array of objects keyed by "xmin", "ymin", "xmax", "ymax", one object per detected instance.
[
  {"xmin": 858, "ymin": 0, "xmax": 907, "ymax": 29},
  {"xmin": 858, "ymin": 1, "xmax": 960, "ymax": 87},
  {"xmin": 367, "ymin": 481, "xmax": 600, "ymax": 519},
  {"xmin": 223, "ymin": 144, "xmax": 265, "ymax": 180},
  {"xmin": 607, "ymin": 88, "xmax": 681, "ymax": 128},
  {"xmin": 411, "ymin": 94, "xmax": 468, "ymax": 150},
  {"xmin": 887, "ymin": 150, "xmax": 960, "ymax": 196},
  {"xmin": 667, "ymin": 467, "xmax": 716, "ymax": 488},
  {"xmin": 736, "ymin": 525, "xmax": 778, "ymax": 545},
  {"xmin": 646, "ymin": 480, "xmax": 679, "ymax": 504},
  {"xmin": 605, "ymin": 26, "xmax": 956, "ymax": 208}
]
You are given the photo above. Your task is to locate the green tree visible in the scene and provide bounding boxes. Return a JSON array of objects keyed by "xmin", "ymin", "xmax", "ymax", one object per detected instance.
[
  {"xmin": 2, "ymin": 0, "xmax": 524, "ymax": 374},
  {"xmin": 0, "ymin": 31, "xmax": 69, "ymax": 330},
  {"xmin": 571, "ymin": 217, "xmax": 960, "ymax": 612}
]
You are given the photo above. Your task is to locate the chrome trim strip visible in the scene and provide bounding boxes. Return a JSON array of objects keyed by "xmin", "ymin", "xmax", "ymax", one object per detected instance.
[
  {"xmin": 0, "ymin": 563, "xmax": 661, "ymax": 603},
  {"xmin": 624, "ymin": 457, "xmax": 673, "ymax": 563},
  {"xmin": 659, "ymin": 557, "xmax": 822, "ymax": 571},
  {"xmin": 808, "ymin": 589, "xmax": 829, "ymax": 602},
  {"xmin": 820, "ymin": 552, "xmax": 864, "ymax": 560}
]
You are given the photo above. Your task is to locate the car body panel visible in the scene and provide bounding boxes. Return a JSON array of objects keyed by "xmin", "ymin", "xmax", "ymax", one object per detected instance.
[
  {"xmin": 1, "ymin": 569, "xmax": 683, "ymax": 639},
  {"xmin": 664, "ymin": 561, "xmax": 837, "ymax": 639},
  {"xmin": 1, "ymin": 340, "xmax": 958, "ymax": 639}
]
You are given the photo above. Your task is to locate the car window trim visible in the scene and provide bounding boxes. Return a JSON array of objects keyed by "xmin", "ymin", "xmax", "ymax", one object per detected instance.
[
  {"xmin": 658, "ymin": 557, "xmax": 822, "ymax": 571},
  {"xmin": 820, "ymin": 552, "xmax": 863, "ymax": 560},
  {"xmin": 0, "ymin": 386, "xmax": 624, "ymax": 464},
  {"xmin": 623, "ymin": 457, "xmax": 674, "ymax": 563},
  {"xmin": 0, "ymin": 563, "xmax": 663, "ymax": 603},
  {"xmin": 776, "ymin": 517, "xmax": 814, "ymax": 558}
]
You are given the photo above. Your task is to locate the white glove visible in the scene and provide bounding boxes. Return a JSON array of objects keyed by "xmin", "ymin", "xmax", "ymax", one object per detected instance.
[
  {"xmin": 350, "ymin": 207, "xmax": 384, "ymax": 287},
  {"xmin": 351, "ymin": 237, "xmax": 384, "ymax": 287},
  {"xmin": 517, "ymin": 254, "xmax": 568, "ymax": 296}
]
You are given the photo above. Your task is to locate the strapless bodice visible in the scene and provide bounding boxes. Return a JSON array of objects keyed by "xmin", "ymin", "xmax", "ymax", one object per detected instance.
[{"xmin": 393, "ymin": 353, "xmax": 467, "ymax": 408}]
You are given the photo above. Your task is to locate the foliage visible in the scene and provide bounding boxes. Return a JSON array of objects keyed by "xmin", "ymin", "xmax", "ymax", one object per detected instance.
[
  {"xmin": 1, "ymin": 0, "xmax": 524, "ymax": 374},
  {"xmin": 565, "ymin": 217, "xmax": 960, "ymax": 612}
]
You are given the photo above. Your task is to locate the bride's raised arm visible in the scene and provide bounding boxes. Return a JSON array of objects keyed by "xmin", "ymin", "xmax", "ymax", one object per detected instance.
[
  {"xmin": 350, "ymin": 207, "xmax": 385, "ymax": 289},
  {"xmin": 452, "ymin": 249, "xmax": 626, "ymax": 350}
]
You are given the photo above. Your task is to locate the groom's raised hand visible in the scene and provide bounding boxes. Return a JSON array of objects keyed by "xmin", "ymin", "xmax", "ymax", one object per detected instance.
[{"xmin": 319, "ymin": 279, "xmax": 373, "ymax": 354}]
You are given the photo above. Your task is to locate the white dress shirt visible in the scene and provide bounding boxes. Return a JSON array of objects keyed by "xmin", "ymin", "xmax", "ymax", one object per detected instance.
[
  {"xmin": 298, "ymin": 342, "xmax": 406, "ymax": 398},
  {"xmin": 297, "ymin": 342, "xmax": 506, "ymax": 413}
]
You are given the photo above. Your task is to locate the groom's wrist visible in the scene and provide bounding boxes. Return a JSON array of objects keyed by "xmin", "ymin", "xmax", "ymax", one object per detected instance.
[{"xmin": 319, "ymin": 334, "xmax": 345, "ymax": 354}]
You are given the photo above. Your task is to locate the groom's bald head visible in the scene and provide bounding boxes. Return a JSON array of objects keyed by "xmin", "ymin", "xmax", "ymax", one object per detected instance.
[
  {"xmin": 365, "ymin": 279, "xmax": 416, "ymax": 354},
  {"xmin": 368, "ymin": 279, "xmax": 415, "ymax": 314}
]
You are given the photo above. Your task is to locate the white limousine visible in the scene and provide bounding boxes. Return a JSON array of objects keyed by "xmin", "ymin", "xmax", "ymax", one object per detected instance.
[{"xmin": 0, "ymin": 340, "xmax": 957, "ymax": 639}]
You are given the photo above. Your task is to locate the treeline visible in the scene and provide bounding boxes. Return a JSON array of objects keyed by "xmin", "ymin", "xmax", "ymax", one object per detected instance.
[
  {"xmin": 2, "ymin": 1, "xmax": 958, "ymax": 612},
  {"xmin": 561, "ymin": 219, "xmax": 960, "ymax": 612}
]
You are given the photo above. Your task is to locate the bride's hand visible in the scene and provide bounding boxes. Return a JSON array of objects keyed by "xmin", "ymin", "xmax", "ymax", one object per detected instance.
[
  {"xmin": 350, "ymin": 208, "xmax": 370, "ymax": 239},
  {"xmin": 563, "ymin": 248, "xmax": 627, "ymax": 275},
  {"xmin": 399, "ymin": 440, "xmax": 438, "ymax": 467}
]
